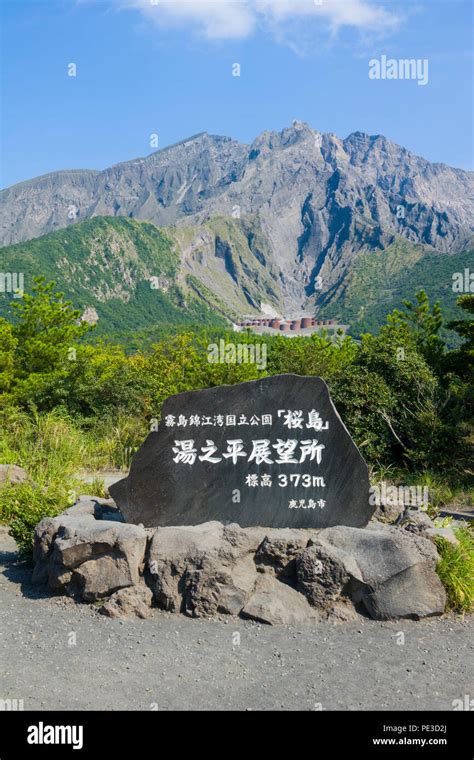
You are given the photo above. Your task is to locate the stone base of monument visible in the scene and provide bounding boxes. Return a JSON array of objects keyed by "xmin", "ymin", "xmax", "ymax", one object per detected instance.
[{"xmin": 31, "ymin": 495, "xmax": 450, "ymax": 624}]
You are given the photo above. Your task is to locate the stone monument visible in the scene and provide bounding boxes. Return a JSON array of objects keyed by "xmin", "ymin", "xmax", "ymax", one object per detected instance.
[{"xmin": 110, "ymin": 375, "xmax": 373, "ymax": 529}]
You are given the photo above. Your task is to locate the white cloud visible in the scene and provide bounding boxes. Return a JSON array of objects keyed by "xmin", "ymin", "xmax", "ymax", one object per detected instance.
[
  {"xmin": 114, "ymin": 0, "xmax": 402, "ymax": 41},
  {"xmin": 134, "ymin": 0, "xmax": 256, "ymax": 39},
  {"xmin": 256, "ymin": 1, "xmax": 400, "ymax": 32}
]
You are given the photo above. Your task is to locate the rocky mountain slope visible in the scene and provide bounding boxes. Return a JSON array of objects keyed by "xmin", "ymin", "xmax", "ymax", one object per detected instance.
[
  {"xmin": 1, "ymin": 122, "xmax": 473, "ymax": 323},
  {"xmin": 0, "ymin": 215, "xmax": 469, "ymax": 340}
]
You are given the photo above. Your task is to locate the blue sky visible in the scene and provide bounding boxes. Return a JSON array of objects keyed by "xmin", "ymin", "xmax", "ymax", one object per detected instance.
[{"xmin": 1, "ymin": 0, "xmax": 473, "ymax": 188}]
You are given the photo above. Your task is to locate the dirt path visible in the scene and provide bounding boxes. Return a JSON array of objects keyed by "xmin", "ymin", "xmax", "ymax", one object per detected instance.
[{"xmin": 0, "ymin": 525, "xmax": 472, "ymax": 711}]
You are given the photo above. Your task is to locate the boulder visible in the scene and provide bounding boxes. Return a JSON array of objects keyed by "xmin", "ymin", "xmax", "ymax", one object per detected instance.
[
  {"xmin": 33, "ymin": 512, "xmax": 148, "ymax": 601},
  {"xmin": 32, "ymin": 506, "xmax": 448, "ymax": 623},
  {"xmin": 71, "ymin": 553, "xmax": 136, "ymax": 601},
  {"xmin": 99, "ymin": 585, "xmax": 153, "ymax": 619},
  {"xmin": 296, "ymin": 541, "xmax": 355, "ymax": 607},
  {"xmin": 317, "ymin": 524, "xmax": 446, "ymax": 619},
  {"xmin": 147, "ymin": 522, "xmax": 265, "ymax": 616},
  {"xmin": 0, "ymin": 464, "xmax": 28, "ymax": 487},
  {"xmin": 425, "ymin": 526, "xmax": 459, "ymax": 546},
  {"xmin": 110, "ymin": 375, "xmax": 373, "ymax": 530},
  {"xmin": 62, "ymin": 495, "xmax": 121, "ymax": 520},
  {"xmin": 241, "ymin": 574, "xmax": 318, "ymax": 626},
  {"xmin": 320, "ymin": 524, "xmax": 439, "ymax": 583},
  {"xmin": 373, "ymin": 501, "xmax": 405, "ymax": 524},
  {"xmin": 254, "ymin": 528, "xmax": 313, "ymax": 580},
  {"xmin": 398, "ymin": 510, "xmax": 434, "ymax": 533},
  {"xmin": 321, "ymin": 599, "xmax": 361, "ymax": 623},
  {"xmin": 32, "ymin": 517, "xmax": 63, "ymax": 584},
  {"xmin": 363, "ymin": 563, "xmax": 446, "ymax": 620}
]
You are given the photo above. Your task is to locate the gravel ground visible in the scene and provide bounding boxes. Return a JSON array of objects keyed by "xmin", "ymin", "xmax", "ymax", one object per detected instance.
[{"xmin": 0, "ymin": 525, "xmax": 472, "ymax": 711}]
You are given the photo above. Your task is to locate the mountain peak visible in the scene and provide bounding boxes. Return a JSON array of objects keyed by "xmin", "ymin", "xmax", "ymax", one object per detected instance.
[{"xmin": 1, "ymin": 122, "xmax": 472, "ymax": 267}]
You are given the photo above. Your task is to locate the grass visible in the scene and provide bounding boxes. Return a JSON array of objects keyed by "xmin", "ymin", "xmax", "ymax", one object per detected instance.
[
  {"xmin": 435, "ymin": 526, "xmax": 474, "ymax": 613},
  {"xmin": 0, "ymin": 406, "xmax": 148, "ymax": 478},
  {"xmin": 0, "ymin": 406, "xmax": 143, "ymax": 556},
  {"xmin": 87, "ymin": 477, "xmax": 108, "ymax": 499},
  {"xmin": 0, "ymin": 407, "xmax": 98, "ymax": 483}
]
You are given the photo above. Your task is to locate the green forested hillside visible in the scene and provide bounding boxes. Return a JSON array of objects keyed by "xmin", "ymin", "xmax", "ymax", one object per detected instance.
[
  {"xmin": 0, "ymin": 217, "xmax": 225, "ymax": 336},
  {"xmin": 317, "ymin": 240, "xmax": 472, "ymax": 341}
]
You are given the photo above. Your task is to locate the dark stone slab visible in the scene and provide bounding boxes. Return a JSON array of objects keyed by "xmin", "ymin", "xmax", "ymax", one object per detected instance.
[{"xmin": 109, "ymin": 375, "xmax": 373, "ymax": 529}]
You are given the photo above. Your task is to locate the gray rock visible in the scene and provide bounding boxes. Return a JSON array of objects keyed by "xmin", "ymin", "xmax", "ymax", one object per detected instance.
[
  {"xmin": 318, "ymin": 524, "xmax": 445, "ymax": 619},
  {"xmin": 32, "ymin": 517, "xmax": 61, "ymax": 584},
  {"xmin": 321, "ymin": 599, "xmax": 361, "ymax": 623},
  {"xmin": 296, "ymin": 542, "xmax": 354, "ymax": 607},
  {"xmin": 32, "ymin": 507, "xmax": 449, "ymax": 622},
  {"xmin": 183, "ymin": 564, "xmax": 251, "ymax": 617},
  {"xmin": 241, "ymin": 574, "xmax": 318, "ymax": 626},
  {"xmin": 366, "ymin": 521, "xmax": 440, "ymax": 564},
  {"xmin": 254, "ymin": 528, "xmax": 312, "ymax": 579},
  {"xmin": 98, "ymin": 585, "xmax": 153, "ymax": 619},
  {"xmin": 62, "ymin": 495, "xmax": 120, "ymax": 519},
  {"xmin": 425, "ymin": 526, "xmax": 459, "ymax": 546},
  {"xmin": 373, "ymin": 501, "xmax": 405, "ymax": 524},
  {"xmin": 398, "ymin": 510, "xmax": 434, "ymax": 532},
  {"xmin": 33, "ymin": 512, "xmax": 147, "ymax": 601},
  {"xmin": 320, "ymin": 524, "xmax": 437, "ymax": 584},
  {"xmin": 147, "ymin": 522, "xmax": 264, "ymax": 616},
  {"xmin": 363, "ymin": 563, "xmax": 446, "ymax": 620},
  {"xmin": 71, "ymin": 553, "xmax": 136, "ymax": 601},
  {"xmin": 0, "ymin": 464, "xmax": 28, "ymax": 487}
]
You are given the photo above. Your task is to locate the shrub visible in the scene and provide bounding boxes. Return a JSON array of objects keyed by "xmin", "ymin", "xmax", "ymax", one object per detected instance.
[
  {"xmin": 435, "ymin": 526, "xmax": 474, "ymax": 613},
  {"xmin": 0, "ymin": 481, "xmax": 74, "ymax": 558},
  {"xmin": 356, "ymin": 320, "xmax": 443, "ymax": 469},
  {"xmin": 329, "ymin": 365, "xmax": 396, "ymax": 464}
]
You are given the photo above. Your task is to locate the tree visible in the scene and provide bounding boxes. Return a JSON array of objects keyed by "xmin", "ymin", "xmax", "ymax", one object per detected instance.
[
  {"xmin": 446, "ymin": 294, "xmax": 474, "ymax": 373},
  {"xmin": 441, "ymin": 295, "xmax": 474, "ymax": 471},
  {"xmin": 355, "ymin": 317, "xmax": 442, "ymax": 469},
  {"xmin": 390, "ymin": 289, "xmax": 444, "ymax": 369},
  {"xmin": 7, "ymin": 278, "xmax": 94, "ymax": 408},
  {"xmin": 11, "ymin": 278, "xmax": 92, "ymax": 378}
]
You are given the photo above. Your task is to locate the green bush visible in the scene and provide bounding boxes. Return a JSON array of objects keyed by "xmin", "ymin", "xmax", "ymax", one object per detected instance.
[
  {"xmin": 0, "ymin": 481, "xmax": 74, "ymax": 558},
  {"xmin": 329, "ymin": 365, "xmax": 396, "ymax": 464},
  {"xmin": 435, "ymin": 527, "xmax": 474, "ymax": 613}
]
